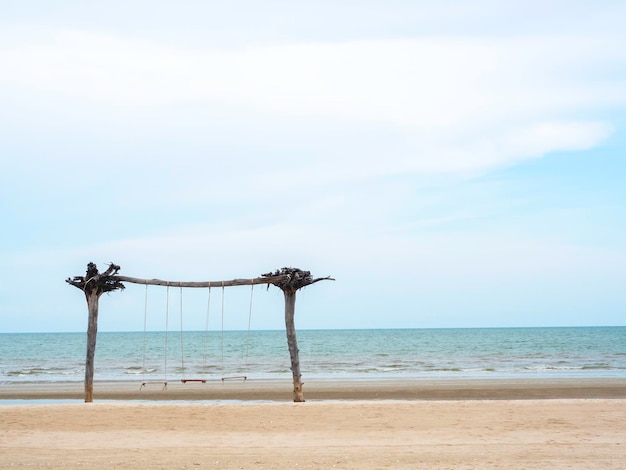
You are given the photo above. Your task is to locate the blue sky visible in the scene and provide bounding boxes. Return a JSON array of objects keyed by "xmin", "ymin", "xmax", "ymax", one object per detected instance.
[{"xmin": 1, "ymin": 1, "xmax": 625, "ymax": 332}]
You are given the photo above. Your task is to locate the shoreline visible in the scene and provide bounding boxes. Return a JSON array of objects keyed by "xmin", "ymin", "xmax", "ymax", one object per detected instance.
[{"xmin": 2, "ymin": 376, "xmax": 626, "ymax": 402}]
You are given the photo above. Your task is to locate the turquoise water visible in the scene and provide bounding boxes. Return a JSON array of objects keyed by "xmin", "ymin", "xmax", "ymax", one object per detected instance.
[{"xmin": 1, "ymin": 327, "xmax": 625, "ymax": 383}]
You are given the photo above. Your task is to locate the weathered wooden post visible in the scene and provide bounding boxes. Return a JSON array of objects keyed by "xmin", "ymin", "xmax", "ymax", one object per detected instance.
[
  {"xmin": 284, "ymin": 287, "xmax": 303, "ymax": 401},
  {"xmin": 263, "ymin": 268, "xmax": 333, "ymax": 402},
  {"xmin": 66, "ymin": 262, "xmax": 125, "ymax": 402}
]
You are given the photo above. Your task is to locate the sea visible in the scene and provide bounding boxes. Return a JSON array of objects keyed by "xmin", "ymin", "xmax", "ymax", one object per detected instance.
[{"xmin": 1, "ymin": 327, "xmax": 625, "ymax": 384}]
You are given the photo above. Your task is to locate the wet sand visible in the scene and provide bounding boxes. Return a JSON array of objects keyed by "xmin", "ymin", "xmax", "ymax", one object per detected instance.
[{"xmin": 1, "ymin": 377, "xmax": 625, "ymax": 401}]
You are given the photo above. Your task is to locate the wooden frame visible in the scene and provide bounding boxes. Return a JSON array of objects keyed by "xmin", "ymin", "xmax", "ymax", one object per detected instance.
[{"xmin": 67, "ymin": 263, "xmax": 333, "ymax": 403}]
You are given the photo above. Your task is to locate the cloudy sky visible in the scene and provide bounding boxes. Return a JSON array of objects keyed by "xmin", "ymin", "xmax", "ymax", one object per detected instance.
[{"xmin": 1, "ymin": 1, "xmax": 625, "ymax": 332}]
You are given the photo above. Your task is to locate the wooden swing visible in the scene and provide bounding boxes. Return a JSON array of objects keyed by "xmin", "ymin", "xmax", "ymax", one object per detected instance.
[
  {"xmin": 140, "ymin": 283, "xmax": 170, "ymax": 390},
  {"xmin": 218, "ymin": 282, "xmax": 255, "ymax": 382},
  {"xmin": 179, "ymin": 284, "xmax": 210, "ymax": 384}
]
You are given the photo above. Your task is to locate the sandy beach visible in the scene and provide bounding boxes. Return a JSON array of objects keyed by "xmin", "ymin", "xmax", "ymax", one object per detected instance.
[{"xmin": 1, "ymin": 378, "xmax": 625, "ymax": 469}]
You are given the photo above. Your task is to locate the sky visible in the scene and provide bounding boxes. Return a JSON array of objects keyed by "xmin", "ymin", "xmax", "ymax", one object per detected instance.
[{"xmin": 1, "ymin": 0, "xmax": 625, "ymax": 332}]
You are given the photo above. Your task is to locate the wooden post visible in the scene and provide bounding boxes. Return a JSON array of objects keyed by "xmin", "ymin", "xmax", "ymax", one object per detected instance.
[
  {"xmin": 263, "ymin": 268, "xmax": 334, "ymax": 402},
  {"xmin": 283, "ymin": 290, "xmax": 304, "ymax": 402},
  {"xmin": 84, "ymin": 290, "xmax": 99, "ymax": 403},
  {"xmin": 67, "ymin": 263, "xmax": 125, "ymax": 403}
]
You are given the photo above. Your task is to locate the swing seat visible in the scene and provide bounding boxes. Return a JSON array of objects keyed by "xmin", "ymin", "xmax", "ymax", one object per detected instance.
[
  {"xmin": 221, "ymin": 375, "xmax": 247, "ymax": 382},
  {"xmin": 180, "ymin": 379, "xmax": 207, "ymax": 383},
  {"xmin": 140, "ymin": 381, "xmax": 168, "ymax": 390}
]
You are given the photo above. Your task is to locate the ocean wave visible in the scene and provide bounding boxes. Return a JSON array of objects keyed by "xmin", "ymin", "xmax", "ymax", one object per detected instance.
[
  {"xmin": 581, "ymin": 363, "xmax": 611, "ymax": 370},
  {"xmin": 7, "ymin": 370, "xmax": 37, "ymax": 377},
  {"xmin": 6, "ymin": 367, "xmax": 75, "ymax": 377},
  {"xmin": 124, "ymin": 367, "xmax": 158, "ymax": 375}
]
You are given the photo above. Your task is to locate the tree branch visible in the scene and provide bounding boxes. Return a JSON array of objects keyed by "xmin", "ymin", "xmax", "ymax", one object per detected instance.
[
  {"xmin": 262, "ymin": 267, "xmax": 335, "ymax": 293},
  {"xmin": 66, "ymin": 262, "xmax": 125, "ymax": 296}
]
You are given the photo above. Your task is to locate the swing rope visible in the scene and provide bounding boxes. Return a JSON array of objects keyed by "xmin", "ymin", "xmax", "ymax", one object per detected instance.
[
  {"xmin": 141, "ymin": 283, "xmax": 148, "ymax": 384},
  {"xmin": 221, "ymin": 281, "xmax": 225, "ymax": 375},
  {"xmin": 179, "ymin": 284, "xmax": 185, "ymax": 381},
  {"xmin": 163, "ymin": 283, "xmax": 169, "ymax": 387},
  {"xmin": 202, "ymin": 287, "xmax": 211, "ymax": 372},
  {"xmin": 245, "ymin": 282, "xmax": 254, "ymax": 366}
]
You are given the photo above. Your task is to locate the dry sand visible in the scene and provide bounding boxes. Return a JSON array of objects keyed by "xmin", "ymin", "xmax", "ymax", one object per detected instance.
[{"xmin": 1, "ymin": 379, "xmax": 625, "ymax": 469}]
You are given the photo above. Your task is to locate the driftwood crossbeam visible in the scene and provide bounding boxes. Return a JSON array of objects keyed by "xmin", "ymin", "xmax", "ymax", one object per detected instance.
[
  {"xmin": 67, "ymin": 263, "xmax": 333, "ymax": 403},
  {"xmin": 115, "ymin": 274, "xmax": 291, "ymax": 288}
]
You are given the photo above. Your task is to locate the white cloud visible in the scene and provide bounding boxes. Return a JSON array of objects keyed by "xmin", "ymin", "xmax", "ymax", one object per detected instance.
[
  {"xmin": 1, "ymin": 28, "xmax": 622, "ymax": 190},
  {"xmin": 2, "ymin": 30, "xmax": 624, "ymax": 124}
]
